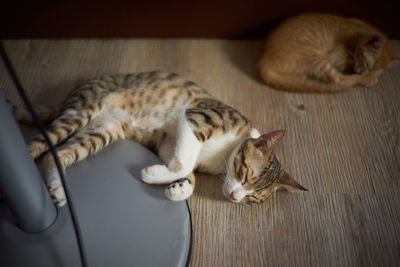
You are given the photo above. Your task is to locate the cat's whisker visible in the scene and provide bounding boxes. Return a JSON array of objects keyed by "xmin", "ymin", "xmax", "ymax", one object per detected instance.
[
  {"xmin": 239, "ymin": 201, "xmax": 251, "ymax": 207},
  {"xmin": 222, "ymin": 157, "xmax": 229, "ymax": 169},
  {"xmin": 217, "ymin": 175, "xmax": 225, "ymax": 182}
]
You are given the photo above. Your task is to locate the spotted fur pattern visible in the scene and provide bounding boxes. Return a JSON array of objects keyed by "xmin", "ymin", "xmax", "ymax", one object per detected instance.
[{"xmin": 24, "ymin": 71, "xmax": 306, "ymax": 206}]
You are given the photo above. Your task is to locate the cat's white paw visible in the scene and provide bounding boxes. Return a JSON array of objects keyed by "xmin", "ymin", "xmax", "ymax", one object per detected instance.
[
  {"xmin": 141, "ymin": 164, "xmax": 171, "ymax": 184},
  {"xmin": 48, "ymin": 183, "xmax": 67, "ymax": 207},
  {"xmin": 361, "ymin": 72, "xmax": 378, "ymax": 87},
  {"xmin": 46, "ymin": 169, "xmax": 67, "ymax": 207},
  {"xmin": 165, "ymin": 178, "xmax": 193, "ymax": 201}
]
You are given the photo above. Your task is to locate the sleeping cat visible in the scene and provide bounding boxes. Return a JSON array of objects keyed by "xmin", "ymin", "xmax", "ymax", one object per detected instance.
[
  {"xmin": 258, "ymin": 13, "xmax": 400, "ymax": 93},
  {"xmin": 22, "ymin": 71, "xmax": 307, "ymax": 206}
]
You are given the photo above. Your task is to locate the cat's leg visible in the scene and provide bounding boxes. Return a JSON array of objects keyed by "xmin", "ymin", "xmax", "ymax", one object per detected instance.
[
  {"xmin": 141, "ymin": 115, "xmax": 202, "ymax": 184},
  {"xmin": 260, "ymin": 70, "xmax": 347, "ymax": 93},
  {"xmin": 335, "ymin": 72, "xmax": 378, "ymax": 87},
  {"xmin": 42, "ymin": 119, "xmax": 127, "ymax": 206},
  {"xmin": 165, "ymin": 173, "xmax": 196, "ymax": 201},
  {"xmin": 261, "ymin": 53, "xmax": 377, "ymax": 93},
  {"xmin": 308, "ymin": 53, "xmax": 378, "ymax": 87},
  {"xmin": 13, "ymin": 103, "xmax": 62, "ymax": 124},
  {"xmin": 28, "ymin": 106, "xmax": 99, "ymax": 159},
  {"xmin": 157, "ymin": 136, "xmax": 175, "ymax": 163}
]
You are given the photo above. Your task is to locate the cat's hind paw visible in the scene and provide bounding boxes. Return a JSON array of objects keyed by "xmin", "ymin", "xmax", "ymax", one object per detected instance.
[
  {"xmin": 46, "ymin": 169, "xmax": 67, "ymax": 207},
  {"xmin": 48, "ymin": 182, "xmax": 67, "ymax": 207},
  {"xmin": 361, "ymin": 72, "xmax": 378, "ymax": 87},
  {"xmin": 165, "ymin": 178, "xmax": 193, "ymax": 201}
]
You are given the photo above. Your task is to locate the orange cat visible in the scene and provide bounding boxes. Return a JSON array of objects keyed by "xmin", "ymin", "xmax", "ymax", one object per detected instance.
[{"xmin": 258, "ymin": 13, "xmax": 400, "ymax": 93}]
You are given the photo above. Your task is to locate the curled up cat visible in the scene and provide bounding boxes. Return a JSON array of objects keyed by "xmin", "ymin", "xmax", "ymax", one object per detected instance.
[
  {"xmin": 17, "ymin": 71, "xmax": 307, "ymax": 206},
  {"xmin": 258, "ymin": 13, "xmax": 400, "ymax": 93}
]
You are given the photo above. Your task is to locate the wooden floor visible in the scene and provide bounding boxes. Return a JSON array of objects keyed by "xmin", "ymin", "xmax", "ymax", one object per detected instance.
[{"xmin": 1, "ymin": 39, "xmax": 400, "ymax": 266}]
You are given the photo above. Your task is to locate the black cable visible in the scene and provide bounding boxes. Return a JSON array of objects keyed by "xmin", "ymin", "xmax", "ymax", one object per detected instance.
[
  {"xmin": 184, "ymin": 201, "xmax": 193, "ymax": 267},
  {"xmin": 0, "ymin": 42, "xmax": 88, "ymax": 267}
]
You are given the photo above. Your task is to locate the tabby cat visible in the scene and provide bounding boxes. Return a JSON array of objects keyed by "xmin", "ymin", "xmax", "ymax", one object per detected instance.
[
  {"xmin": 23, "ymin": 71, "xmax": 307, "ymax": 206},
  {"xmin": 258, "ymin": 13, "xmax": 400, "ymax": 93}
]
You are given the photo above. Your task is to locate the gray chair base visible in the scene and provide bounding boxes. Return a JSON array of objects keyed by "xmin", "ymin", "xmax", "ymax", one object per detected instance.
[{"xmin": 0, "ymin": 140, "xmax": 191, "ymax": 267}]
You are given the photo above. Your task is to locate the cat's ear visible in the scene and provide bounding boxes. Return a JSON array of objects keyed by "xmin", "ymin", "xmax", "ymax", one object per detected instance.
[
  {"xmin": 253, "ymin": 130, "xmax": 285, "ymax": 155},
  {"xmin": 357, "ymin": 33, "xmax": 386, "ymax": 69},
  {"xmin": 276, "ymin": 171, "xmax": 308, "ymax": 191},
  {"xmin": 363, "ymin": 33, "xmax": 386, "ymax": 52}
]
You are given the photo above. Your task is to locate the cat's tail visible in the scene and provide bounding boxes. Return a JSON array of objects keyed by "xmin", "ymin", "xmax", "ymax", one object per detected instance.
[
  {"xmin": 259, "ymin": 69, "xmax": 349, "ymax": 94},
  {"xmin": 9, "ymin": 100, "xmax": 62, "ymax": 123}
]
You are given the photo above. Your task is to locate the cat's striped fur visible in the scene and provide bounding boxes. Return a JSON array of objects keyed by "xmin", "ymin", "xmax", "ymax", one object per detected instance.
[
  {"xmin": 23, "ymin": 71, "xmax": 307, "ymax": 206},
  {"xmin": 258, "ymin": 13, "xmax": 400, "ymax": 93}
]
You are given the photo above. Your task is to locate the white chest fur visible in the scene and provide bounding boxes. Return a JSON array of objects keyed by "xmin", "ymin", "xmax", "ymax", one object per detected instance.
[{"xmin": 196, "ymin": 133, "xmax": 244, "ymax": 175}]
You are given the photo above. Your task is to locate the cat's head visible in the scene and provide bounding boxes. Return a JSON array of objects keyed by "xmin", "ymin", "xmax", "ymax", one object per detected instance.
[
  {"xmin": 223, "ymin": 130, "xmax": 307, "ymax": 204},
  {"xmin": 354, "ymin": 33, "xmax": 400, "ymax": 74}
]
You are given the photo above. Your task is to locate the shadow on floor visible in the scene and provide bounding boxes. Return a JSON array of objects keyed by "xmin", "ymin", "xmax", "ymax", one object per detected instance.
[
  {"xmin": 221, "ymin": 41, "xmax": 264, "ymax": 84},
  {"xmin": 221, "ymin": 17, "xmax": 286, "ymax": 84},
  {"xmin": 194, "ymin": 173, "xmax": 227, "ymax": 202}
]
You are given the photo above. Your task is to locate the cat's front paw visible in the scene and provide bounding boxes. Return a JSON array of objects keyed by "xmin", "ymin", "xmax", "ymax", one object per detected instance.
[
  {"xmin": 141, "ymin": 164, "xmax": 170, "ymax": 184},
  {"xmin": 46, "ymin": 169, "xmax": 67, "ymax": 207},
  {"xmin": 361, "ymin": 72, "xmax": 378, "ymax": 87},
  {"xmin": 165, "ymin": 178, "xmax": 193, "ymax": 201}
]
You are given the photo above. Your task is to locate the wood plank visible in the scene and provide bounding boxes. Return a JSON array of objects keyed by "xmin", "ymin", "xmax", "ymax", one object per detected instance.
[
  {"xmin": 1, "ymin": 39, "xmax": 399, "ymax": 267},
  {"xmin": 190, "ymin": 178, "xmax": 400, "ymax": 266}
]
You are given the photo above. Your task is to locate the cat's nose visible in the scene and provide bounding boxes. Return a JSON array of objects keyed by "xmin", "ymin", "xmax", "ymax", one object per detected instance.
[{"xmin": 229, "ymin": 192, "xmax": 237, "ymax": 201}]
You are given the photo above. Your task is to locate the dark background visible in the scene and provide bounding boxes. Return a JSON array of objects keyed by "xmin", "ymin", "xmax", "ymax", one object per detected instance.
[{"xmin": 1, "ymin": 0, "xmax": 399, "ymax": 39}]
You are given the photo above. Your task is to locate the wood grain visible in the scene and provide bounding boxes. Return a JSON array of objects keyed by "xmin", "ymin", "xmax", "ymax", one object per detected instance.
[{"xmin": 1, "ymin": 39, "xmax": 399, "ymax": 266}]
